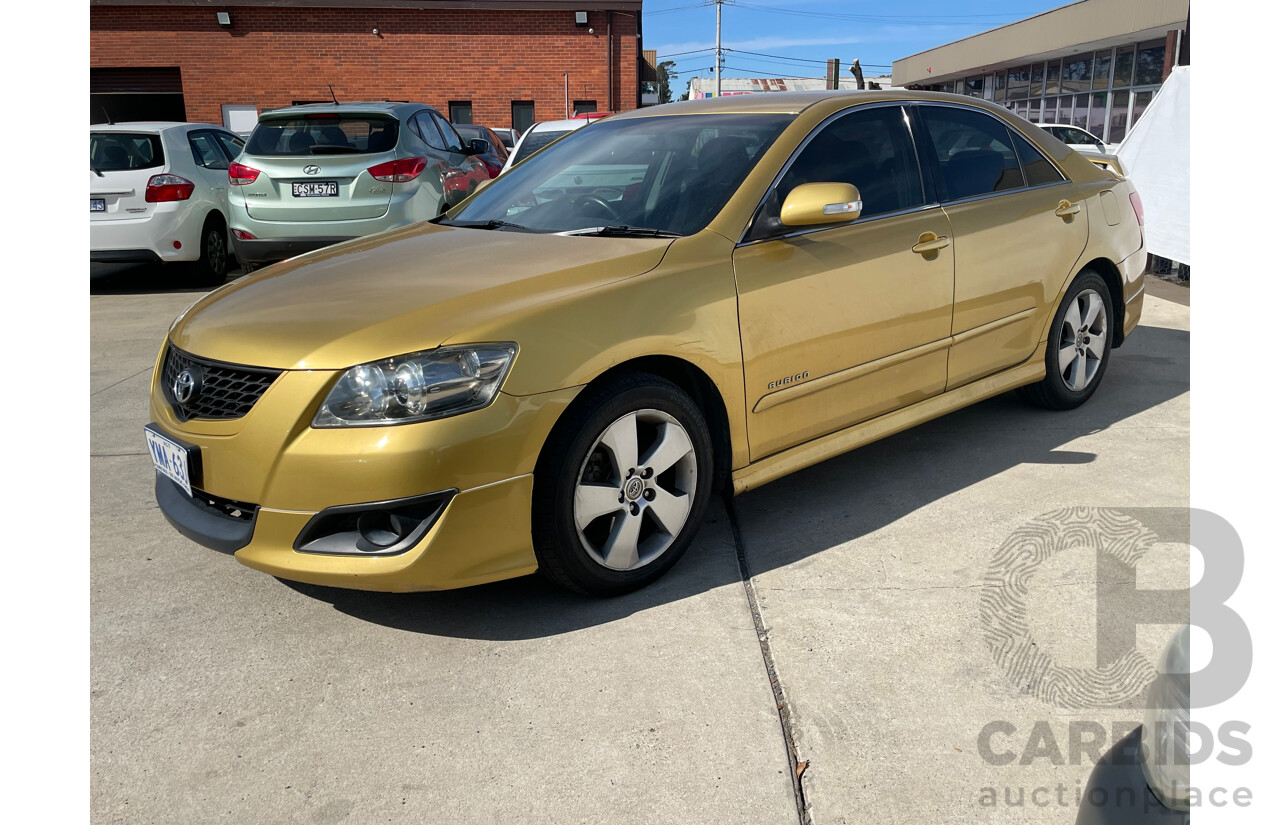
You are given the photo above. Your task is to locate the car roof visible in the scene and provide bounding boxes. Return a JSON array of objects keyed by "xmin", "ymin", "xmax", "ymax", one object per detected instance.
[
  {"xmin": 610, "ymin": 89, "xmax": 1041, "ymax": 118},
  {"xmin": 258, "ymin": 101, "xmax": 432, "ymax": 118},
  {"xmin": 90, "ymin": 122, "xmax": 225, "ymax": 133},
  {"xmin": 529, "ymin": 119, "xmax": 590, "ymax": 132}
]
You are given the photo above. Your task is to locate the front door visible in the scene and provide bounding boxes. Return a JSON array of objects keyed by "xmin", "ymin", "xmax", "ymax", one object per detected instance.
[{"xmin": 733, "ymin": 105, "xmax": 955, "ymax": 460}]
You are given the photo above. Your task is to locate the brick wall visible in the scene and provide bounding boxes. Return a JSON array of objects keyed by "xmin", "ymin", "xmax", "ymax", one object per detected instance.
[{"xmin": 90, "ymin": 5, "xmax": 639, "ymax": 127}]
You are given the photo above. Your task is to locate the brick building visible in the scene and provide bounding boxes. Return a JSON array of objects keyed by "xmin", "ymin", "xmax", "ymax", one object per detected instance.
[{"xmin": 90, "ymin": 0, "xmax": 644, "ymax": 133}]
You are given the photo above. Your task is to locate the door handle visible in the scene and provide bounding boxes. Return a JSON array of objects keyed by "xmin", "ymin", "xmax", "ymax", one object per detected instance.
[
  {"xmin": 1055, "ymin": 200, "xmax": 1081, "ymax": 218},
  {"xmin": 911, "ymin": 233, "xmax": 950, "ymax": 254}
]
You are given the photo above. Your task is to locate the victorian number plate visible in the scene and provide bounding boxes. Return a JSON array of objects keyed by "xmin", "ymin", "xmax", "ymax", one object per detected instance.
[{"xmin": 145, "ymin": 426, "xmax": 193, "ymax": 497}]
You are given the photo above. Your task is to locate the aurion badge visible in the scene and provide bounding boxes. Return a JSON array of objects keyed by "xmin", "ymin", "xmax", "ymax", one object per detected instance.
[
  {"xmin": 303, "ymin": 165, "xmax": 321, "ymax": 175},
  {"xmin": 173, "ymin": 367, "xmax": 202, "ymax": 405}
]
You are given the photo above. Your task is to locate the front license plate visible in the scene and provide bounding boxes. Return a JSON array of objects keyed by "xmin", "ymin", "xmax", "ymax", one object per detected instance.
[
  {"xmin": 90, "ymin": 198, "xmax": 105, "ymax": 212},
  {"xmin": 292, "ymin": 181, "xmax": 338, "ymax": 197},
  {"xmin": 145, "ymin": 426, "xmax": 196, "ymax": 497}
]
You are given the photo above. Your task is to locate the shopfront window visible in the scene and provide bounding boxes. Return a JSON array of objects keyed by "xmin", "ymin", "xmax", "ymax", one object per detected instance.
[
  {"xmin": 1113, "ymin": 46, "xmax": 1135, "ymax": 88},
  {"xmin": 1072, "ymin": 94, "xmax": 1090, "ymax": 129},
  {"xmin": 965, "ymin": 75, "xmax": 985, "ymax": 97},
  {"xmin": 1061, "ymin": 56, "xmax": 1091, "ymax": 94},
  {"xmin": 1093, "ymin": 50, "xmax": 1113, "ymax": 90},
  {"xmin": 1027, "ymin": 98, "xmax": 1041, "ymax": 123},
  {"xmin": 1135, "ymin": 41, "xmax": 1166, "ymax": 85},
  {"xmin": 1088, "ymin": 92, "xmax": 1107, "ymax": 137},
  {"xmin": 1007, "ymin": 65, "xmax": 1030, "ymax": 99},
  {"xmin": 1030, "ymin": 63, "xmax": 1045, "ymax": 97},
  {"xmin": 993, "ymin": 71, "xmax": 1006, "ymax": 102},
  {"xmin": 1109, "ymin": 90, "xmax": 1130, "ymax": 143},
  {"xmin": 1045, "ymin": 60, "xmax": 1061, "ymax": 95},
  {"xmin": 1131, "ymin": 89, "xmax": 1155, "ymax": 127}
]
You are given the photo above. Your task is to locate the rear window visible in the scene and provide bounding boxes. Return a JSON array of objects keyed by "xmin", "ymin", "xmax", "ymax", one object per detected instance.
[
  {"xmin": 245, "ymin": 114, "xmax": 399, "ymax": 156},
  {"xmin": 510, "ymin": 128, "xmax": 573, "ymax": 166},
  {"xmin": 90, "ymin": 133, "xmax": 164, "ymax": 171}
]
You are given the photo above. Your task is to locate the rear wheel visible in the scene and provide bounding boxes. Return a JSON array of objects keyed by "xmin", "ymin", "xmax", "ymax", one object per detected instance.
[
  {"xmin": 1018, "ymin": 269, "xmax": 1113, "ymax": 410},
  {"xmin": 186, "ymin": 215, "xmax": 228, "ymax": 287},
  {"xmin": 532, "ymin": 373, "xmax": 714, "ymax": 596}
]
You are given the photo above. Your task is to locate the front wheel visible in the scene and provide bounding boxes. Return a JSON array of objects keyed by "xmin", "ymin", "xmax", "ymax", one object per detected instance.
[
  {"xmin": 1018, "ymin": 269, "xmax": 1114, "ymax": 410},
  {"xmin": 532, "ymin": 373, "xmax": 714, "ymax": 596}
]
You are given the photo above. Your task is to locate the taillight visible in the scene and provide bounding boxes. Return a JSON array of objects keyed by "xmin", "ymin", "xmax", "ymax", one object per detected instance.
[
  {"xmin": 1129, "ymin": 192, "xmax": 1144, "ymax": 226},
  {"xmin": 368, "ymin": 157, "xmax": 427, "ymax": 183},
  {"xmin": 231, "ymin": 229, "xmax": 256, "ymax": 240},
  {"xmin": 145, "ymin": 174, "xmax": 195, "ymax": 203},
  {"xmin": 228, "ymin": 162, "xmax": 261, "ymax": 186},
  {"xmin": 482, "ymin": 160, "xmax": 502, "ymax": 178}
]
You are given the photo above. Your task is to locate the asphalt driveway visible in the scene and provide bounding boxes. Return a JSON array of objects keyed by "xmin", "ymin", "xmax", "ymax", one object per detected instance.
[{"xmin": 91, "ymin": 267, "xmax": 1189, "ymax": 824}]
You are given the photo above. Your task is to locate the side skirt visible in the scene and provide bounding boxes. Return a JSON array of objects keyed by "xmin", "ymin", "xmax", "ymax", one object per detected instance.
[{"xmin": 730, "ymin": 342, "xmax": 1048, "ymax": 494}]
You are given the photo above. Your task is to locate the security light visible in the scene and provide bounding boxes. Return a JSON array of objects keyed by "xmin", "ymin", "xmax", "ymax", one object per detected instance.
[
  {"xmin": 575, "ymin": 11, "xmax": 588, "ymax": 27},
  {"xmin": 216, "ymin": 11, "xmax": 231, "ymax": 28}
]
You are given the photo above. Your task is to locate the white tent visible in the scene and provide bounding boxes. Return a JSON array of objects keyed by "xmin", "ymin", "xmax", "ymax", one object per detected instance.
[{"xmin": 1117, "ymin": 65, "xmax": 1190, "ymax": 266}]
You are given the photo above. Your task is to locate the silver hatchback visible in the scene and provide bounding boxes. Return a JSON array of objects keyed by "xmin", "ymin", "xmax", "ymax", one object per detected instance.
[{"xmin": 228, "ymin": 102, "xmax": 490, "ymax": 268}]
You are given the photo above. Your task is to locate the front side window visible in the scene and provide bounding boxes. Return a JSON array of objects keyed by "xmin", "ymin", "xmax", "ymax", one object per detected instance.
[
  {"xmin": 245, "ymin": 114, "xmax": 399, "ymax": 156},
  {"xmin": 918, "ymin": 106, "xmax": 1025, "ymax": 201},
  {"xmin": 448, "ymin": 113, "xmax": 793, "ymax": 236},
  {"xmin": 775, "ymin": 106, "xmax": 924, "ymax": 220}
]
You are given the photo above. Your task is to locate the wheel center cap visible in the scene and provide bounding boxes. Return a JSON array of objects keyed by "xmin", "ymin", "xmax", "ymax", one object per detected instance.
[{"xmin": 624, "ymin": 477, "xmax": 645, "ymax": 501}]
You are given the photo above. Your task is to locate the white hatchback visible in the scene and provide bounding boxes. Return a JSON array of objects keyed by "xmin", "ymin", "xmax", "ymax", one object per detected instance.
[{"xmin": 90, "ymin": 122, "xmax": 245, "ymax": 285}]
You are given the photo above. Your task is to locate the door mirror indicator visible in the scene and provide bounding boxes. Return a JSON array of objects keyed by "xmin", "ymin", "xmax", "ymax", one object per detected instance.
[{"xmin": 780, "ymin": 182, "xmax": 862, "ymax": 227}]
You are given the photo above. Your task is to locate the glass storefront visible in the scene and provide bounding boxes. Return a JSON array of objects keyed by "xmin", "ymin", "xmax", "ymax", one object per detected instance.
[{"xmin": 924, "ymin": 39, "xmax": 1167, "ymax": 143}]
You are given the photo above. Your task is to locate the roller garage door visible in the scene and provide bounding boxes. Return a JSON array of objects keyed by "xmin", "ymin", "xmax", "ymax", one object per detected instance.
[{"xmin": 91, "ymin": 68, "xmax": 186, "ymax": 124}]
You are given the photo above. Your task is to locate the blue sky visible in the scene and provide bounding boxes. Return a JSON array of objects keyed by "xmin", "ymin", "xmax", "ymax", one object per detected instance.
[{"xmin": 644, "ymin": 0, "xmax": 1066, "ymax": 94}]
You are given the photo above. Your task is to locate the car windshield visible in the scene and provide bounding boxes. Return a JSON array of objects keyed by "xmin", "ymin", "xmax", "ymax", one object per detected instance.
[
  {"xmin": 245, "ymin": 114, "xmax": 399, "ymax": 156},
  {"xmin": 448, "ymin": 113, "xmax": 793, "ymax": 236},
  {"xmin": 90, "ymin": 132, "xmax": 164, "ymax": 171}
]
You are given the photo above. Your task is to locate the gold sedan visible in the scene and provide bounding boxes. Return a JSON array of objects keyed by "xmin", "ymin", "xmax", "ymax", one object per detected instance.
[{"xmin": 145, "ymin": 91, "xmax": 1146, "ymax": 596}]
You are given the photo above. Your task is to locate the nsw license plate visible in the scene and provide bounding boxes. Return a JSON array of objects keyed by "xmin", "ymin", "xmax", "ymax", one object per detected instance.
[
  {"xmin": 90, "ymin": 198, "xmax": 105, "ymax": 212},
  {"xmin": 292, "ymin": 181, "xmax": 338, "ymax": 197},
  {"xmin": 145, "ymin": 426, "xmax": 196, "ymax": 497}
]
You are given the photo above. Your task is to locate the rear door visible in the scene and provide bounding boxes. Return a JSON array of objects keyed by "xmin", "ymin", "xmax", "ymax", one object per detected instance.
[
  {"xmin": 237, "ymin": 113, "xmax": 399, "ymax": 221},
  {"xmin": 89, "ymin": 131, "xmax": 165, "ymax": 222},
  {"xmin": 185, "ymin": 129, "xmax": 232, "ymax": 210},
  {"xmin": 913, "ymin": 104, "xmax": 1089, "ymax": 388}
]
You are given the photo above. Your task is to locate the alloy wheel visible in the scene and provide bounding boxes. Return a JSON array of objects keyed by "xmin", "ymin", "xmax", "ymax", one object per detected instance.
[
  {"xmin": 573, "ymin": 409, "xmax": 698, "ymax": 571},
  {"xmin": 1057, "ymin": 288, "xmax": 1108, "ymax": 392}
]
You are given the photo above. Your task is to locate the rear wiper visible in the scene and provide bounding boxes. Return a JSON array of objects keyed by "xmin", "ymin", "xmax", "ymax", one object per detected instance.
[
  {"xmin": 92, "ymin": 166, "xmax": 104, "ymax": 177},
  {"xmin": 562, "ymin": 225, "xmax": 683, "ymax": 238},
  {"xmin": 438, "ymin": 218, "xmax": 533, "ymax": 232}
]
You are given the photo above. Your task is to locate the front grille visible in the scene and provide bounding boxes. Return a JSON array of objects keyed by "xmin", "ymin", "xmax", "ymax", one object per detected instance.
[{"xmin": 161, "ymin": 345, "xmax": 281, "ymax": 421}]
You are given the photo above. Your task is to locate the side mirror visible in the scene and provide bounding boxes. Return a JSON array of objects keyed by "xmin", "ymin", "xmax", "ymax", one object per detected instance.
[
  {"xmin": 469, "ymin": 138, "xmax": 491, "ymax": 156},
  {"xmin": 779, "ymin": 182, "xmax": 862, "ymax": 227}
]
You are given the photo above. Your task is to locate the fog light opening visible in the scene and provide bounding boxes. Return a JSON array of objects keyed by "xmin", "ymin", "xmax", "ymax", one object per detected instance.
[{"xmin": 356, "ymin": 510, "xmax": 404, "ymax": 549}]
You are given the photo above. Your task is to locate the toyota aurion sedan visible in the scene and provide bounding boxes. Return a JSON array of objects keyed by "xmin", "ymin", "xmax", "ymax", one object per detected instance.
[{"xmin": 147, "ymin": 91, "xmax": 1146, "ymax": 596}]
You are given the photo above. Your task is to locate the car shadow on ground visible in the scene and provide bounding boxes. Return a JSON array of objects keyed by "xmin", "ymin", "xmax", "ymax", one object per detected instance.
[
  {"xmin": 281, "ymin": 321, "xmax": 1189, "ymax": 641},
  {"xmin": 90, "ymin": 261, "xmax": 247, "ymax": 294}
]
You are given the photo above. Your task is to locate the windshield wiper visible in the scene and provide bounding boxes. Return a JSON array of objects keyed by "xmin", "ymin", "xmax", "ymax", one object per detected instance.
[
  {"xmin": 438, "ymin": 218, "xmax": 533, "ymax": 232},
  {"xmin": 562, "ymin": 225, "xmax": 683, "ymax": 238}
]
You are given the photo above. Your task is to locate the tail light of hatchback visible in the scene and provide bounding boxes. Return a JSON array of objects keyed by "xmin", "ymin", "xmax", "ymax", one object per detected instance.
[
  {"xmin": 1129, "ymin": 192, "xmax": 1144, "ymax": 226},
  {"xmin": 228, "ymin": 162, "xmax": 261, "ymax": 186},
  {"xmin": 231, "ymin": 229, "xmax": 256, "ymax": 240},
  {"xmin": 368, "ymin": 157, "xmax": 427, "ymax": 183},
  {"xmin": 481, "ymin": 160, "xmax": 502, "ymax": 179},
  {"xmin": 145, "ymin": 174, "xmax": 195, "ymax": 203}
]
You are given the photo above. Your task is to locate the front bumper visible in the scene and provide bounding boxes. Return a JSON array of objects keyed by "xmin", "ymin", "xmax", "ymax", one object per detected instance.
[{"xmin": 148, "ymin": 350, "xmax": 580, "ymax": 591}]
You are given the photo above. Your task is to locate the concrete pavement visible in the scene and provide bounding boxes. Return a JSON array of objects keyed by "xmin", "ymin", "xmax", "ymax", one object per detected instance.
[{"xmin": 91, "ymin": 264, "xmax": 1189, "ymax": 824}]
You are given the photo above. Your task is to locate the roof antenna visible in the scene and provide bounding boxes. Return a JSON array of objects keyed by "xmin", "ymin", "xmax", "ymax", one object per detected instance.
[
  {"xmin": 99, "ymin": 104, "xmax": 114, "ymax": 125},
  {"xmin": 328, "ymin": 84, "xmax": 339, "ymax": 105}
]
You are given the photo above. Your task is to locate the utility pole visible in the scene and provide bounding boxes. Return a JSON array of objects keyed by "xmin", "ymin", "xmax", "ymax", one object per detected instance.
[{"xmin": 715, "ymin": 0, "xmax": 722, "ymax": 97}]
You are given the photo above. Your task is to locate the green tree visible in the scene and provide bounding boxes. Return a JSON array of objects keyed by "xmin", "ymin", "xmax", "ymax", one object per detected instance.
[{"xmin": 657, "ymin": 60, "xmax": 678, "ymax": 105}]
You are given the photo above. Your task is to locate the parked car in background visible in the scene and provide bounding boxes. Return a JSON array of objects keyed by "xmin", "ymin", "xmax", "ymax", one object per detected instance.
[
  {"xmin": 227, "ymin": 102, "xmax": 489, "ymax": 269},
  {"xmin": 453, "ymin": 124, "xmax": 510, "ymax": 179},
  {"xmin": 490, "ymin": 127, "xmax": 520, "ymax": 151},
  {"xmin": 500, "ymin": 118, "xmax": 594, "ymax": 174},
  {"xmin": 91, "ymin": 122, "xmax": 244, "ymax": 285},
  {"xmin": 1041, "ymin": 123, "xmax": 1115, "ymax": 154},
  {"xmin": 148, "ymin": 91, "xmax": 1146, "ymax": 597}
]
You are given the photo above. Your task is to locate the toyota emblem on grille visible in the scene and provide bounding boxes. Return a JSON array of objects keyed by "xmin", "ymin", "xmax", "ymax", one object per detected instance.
[
  {"xmin": 303, "ymin": 165, "xmax": 321, "ymax": 175},
  {"xmin": 173, "ymin": 367, "xmax": 202, "ymax": 405}
]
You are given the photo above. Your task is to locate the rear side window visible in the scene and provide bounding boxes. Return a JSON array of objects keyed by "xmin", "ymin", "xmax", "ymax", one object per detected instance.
[
  {"xmin": 214, "ymin": 132, "xmax": 245, "ymax": 162},
  {"xmin": 245, "ymin": 115, "xmax": 399, "ymax": 156},
  {"xmin": 1010, "ymin": 131, "xmax": 1065, "ymax": 187},
  {"xmin": 90, "ymin": 133, "xmax": 164, "ymax": 171},
  {"xmin": 511, "ymin": 128, "xmax": 572, "ymax": 165},
  {"xmin": 189, "ymin": 131, "xmax": 229, "ymax": 170},
  {"xmin": 919, "ymin": 106, "xmax": 1026, "ymax": 200},
  {"xmin": 431, "ymin": 112, "xmax": 465, "ymax": 153}
]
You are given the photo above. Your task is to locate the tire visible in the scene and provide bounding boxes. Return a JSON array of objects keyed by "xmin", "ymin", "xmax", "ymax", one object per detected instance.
[
  {"xmin": 186, "ymin": 215, "xmax": 229, "ymax": 287},
  {"xmin": 532, "ymin": 372, "xmax": 715, "ymax": 596},
  {"xmin": 1018, "ymin": 269, "xmax": 1114, "ymax": 410}
]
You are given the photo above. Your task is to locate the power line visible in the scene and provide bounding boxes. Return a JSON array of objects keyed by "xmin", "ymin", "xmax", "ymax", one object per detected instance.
[
  {"xmin": 728, "ymin": 48, "xmax": 889, "ymax": 68},
  {"xmin": 647, "ymin": 2, "xmax": 714, "ymax": 16},
  {"xmin": 727, "ymin": 2, "xmax": 1039, "ymax": 23},
  {"xmin": 656, "ymin": 47, "xmax": 718, "ymax": 58}
]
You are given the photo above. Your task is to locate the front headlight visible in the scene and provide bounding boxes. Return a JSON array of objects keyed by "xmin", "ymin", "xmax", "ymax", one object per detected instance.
[
  {"xmin": 312, "ymin": 344, "xmax": 517, "ymax": 428},
  {"xmin": 1141, "ymin": 625, "xmax": 1191, "ymax": 811}
]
